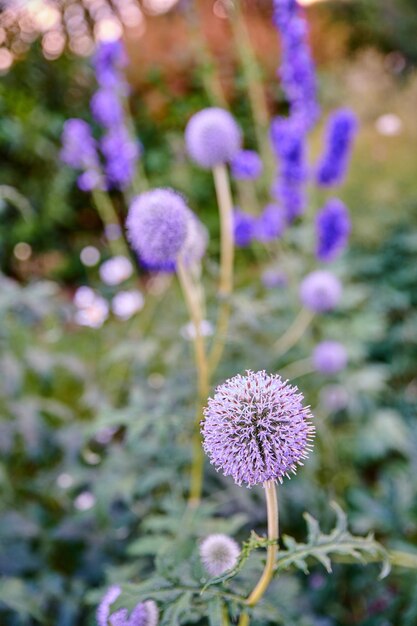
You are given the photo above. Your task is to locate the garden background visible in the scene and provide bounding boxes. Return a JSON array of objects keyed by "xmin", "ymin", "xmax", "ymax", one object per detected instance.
[{"xmin": 0, "ymin": 1, "xmax": 417, "ymax": 625}]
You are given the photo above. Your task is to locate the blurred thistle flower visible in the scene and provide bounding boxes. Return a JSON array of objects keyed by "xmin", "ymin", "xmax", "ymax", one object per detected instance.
[
  {"xmin": 319, "ymin": 384, "xmax": 349, "ymax": 413},
  {"xmin": 180, "ymin": 319, "xmax": 213, "ymax": 341},
  {"xmin": 97, "ymin": 586, "xmax": 158, "ymax": 626},
  {"xmin": 299, "ymin": 270, "xmax": 342, "ymax": 313},
  {"xmin": 255, "ymin": 204, "xmax": 286, "ymax": 242},
  {"xmin": 112, "ymin": 290, "xmax": 144, "ymax": 320},
  {"xmin": 316, "ymin": 198, "xmax": 351, "ymax": 262},
  {"xmin": 77, "ymin": 170, "xmax": 104, "ymax": 192},
  {"xmin": 73, "ymin": 287, "xmax": 109, "ymax": 328},
  {"xmin": 61, "ymin": 119, "xmax": 99, "ymax": 171},
  {"xmin": 272, "ymin": 0, "xmax": 319, "ymax": 128},
  {"xmin": 202, "ymin": 370, "xmax": 314, "ymax": 487},
  {"xmin": 185, "ymin": 107, "xmax": 242, "ymax": 169},
  {"xmin": 126, "ymin": 188, "xmax": 205, "ymax": 271},
  {"xmin": 233, "ymin": 209, "xmax": 256, "ymax": 247},
  {"xmin": 313, "ymin": 341, "xmax": 348, "ymax": 375},
  {"xmin": 91, "ymin": 89, "xmax": 124, "ymax": 128},
  {"xmin": 99, "ymin": 256, "xmax": 133, "ymax": 286},
  {"xmin": 93, "ymin": 40, "xmax": 128, "ymax": 89},
  {"xmin": 101, "ymin": 127, "xmax": 141, "ymax": 190},
  {"xmin": 230, "ymin": 150, "xmax": 263, "ymax": 180},
  {"xmin": 316, "ymin": 109, "xmax": 358, "ymax": 187},
  {"xmin": 80, "ymin": 246, "xmax": 100, "ymax": 267},
  {"xmin": 199, "ymin": 534, "xmax": 240, "ymax": 577}
]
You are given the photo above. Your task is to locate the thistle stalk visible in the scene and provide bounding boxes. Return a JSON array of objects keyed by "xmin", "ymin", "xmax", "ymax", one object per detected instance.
[
  {"xmin": 239, "ymin": 481, "xmax": 279, "ymax": 626},
  {"xmin": 177, "ymin": 259, "xmax": 210, "ymax": 506},
  {"xmin": 209, "ymin": 164, "xmax": 235, "ymax": 373}
]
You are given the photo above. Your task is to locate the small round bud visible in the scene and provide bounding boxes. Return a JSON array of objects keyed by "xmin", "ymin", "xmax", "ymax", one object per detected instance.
[
  {"xmin": 312, "ymin": 341, "xmax": 348, "ymax": 375},
  {"xmin": 199, "ymin": 534, "xmax": 240, "ymax": 577}
]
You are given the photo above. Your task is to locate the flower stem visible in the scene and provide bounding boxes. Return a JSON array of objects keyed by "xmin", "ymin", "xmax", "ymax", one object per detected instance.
[
  {"xmin": 239, "ymin": 481, "xmax": 279, "ymax": 626},
  {"xmin": 92, "ymin": 189, "xmax": 130, "ymax": 258},
  {"xmin": 209, "ymin": 164, "xmax": 235, "ymax": 373},
  {"xmin": 274, "ymin": 308, "xmax": 314, "ymax": 358},
  {"xmin": 177, "ymin": 259, "xmax": 210, "ymax": 507}
]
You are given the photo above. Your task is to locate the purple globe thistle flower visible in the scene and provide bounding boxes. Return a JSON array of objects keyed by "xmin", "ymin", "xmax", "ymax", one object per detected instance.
[
  {"xmin": 316, "ymin": 109, "xmax": 358, "ymax": 187},
  {"xmin": 101, "ymin": 127, "xmax": 140, "ymax": 190},
  {"xmin": 312, "ymin": 341, "xmax": 348, "ymax": 375},
  {"xmin": 60, "ymin": 119, "xmax": 99, "ymax": 171},
  {"xmin": 233, "ymin": 209, "xmax": 256, "ymax": 247},
  {"xmin": 230, "ymin": 150, "xmax": 263, "ymax": 180},
  {"xmin": 202, "ymin": 370, "xmax": 315, "ymax": 487},
  {"xmin": 91, "ymin": 89, "xmax": 124, "ymax": 128},
  {"xmin": 316, "ymin": 198, "xmax": 351, "ymax": 262},
  {"xmin": 185, "ymin": 108, "xmax": 242, "ymax": 169},
  {"xmin": 199, "ymin": 534, "xmax": 240, "ymax": 577},
  {"xmin": 299, "ymin": 270, "xmax": 342, "ymax": 313},
  {"xmin": 255, "ymin": 204, "xmax": 286, "ymax": 242},
  {"xmin": 93, "ymin": 40, "xmax": 128, "ymax": 88},
  {"xmin": 126, "ymin": 188, "xmax": 203, "ymax": 271}
]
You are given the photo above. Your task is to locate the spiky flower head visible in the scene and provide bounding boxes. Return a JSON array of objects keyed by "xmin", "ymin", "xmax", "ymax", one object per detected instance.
[
  {"xmin": 185, "ymin": 107, "xmax": 242, "ymax": 169},
  {"xmin": 316, "ymin": 198, "xmax": 351, "ymax": 262},
  {"xmin": 299, "ymin": 270, "xmax": 342, "ymax": 313},
  {"xmin": 202, "ymin": 370, "xmax": 314, "ymax": 487},
  {"xmin": 97, "ymin": 586, "xmax": 158, "ymax": 626},
  {"xmin": 312, "ymin": 341, "xmax": 348, "ymax": 375},
  {"xmin": 199, "ymin": 534, "xmax": 240, "ymax": 577},
  {"xmin": 126, "ymin": 189, "xmax": 206, "ymax": 271}
]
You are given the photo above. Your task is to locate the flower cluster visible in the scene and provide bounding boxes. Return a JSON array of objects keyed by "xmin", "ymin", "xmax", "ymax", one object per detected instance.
[
  {"xmin": 61, "ymin": 40, "xmax": 140, "ymax": 192},
  {"xmin": 126, "ymin": 188, "xmax": 207, "ymax": 271},
  {"xmin": 316, "ymin": 109, "xmax": 358, "ymax": 187},
  {"xmin": 97, "ymin": 586, "xmax": 158, "ymax": 626},
  {"xmin": 316, "ymin": 198, "xmax": 351, "ymax": 262},
  {"xmin": 202, "ymin": 370, "xmax": 315, "ymax": 487}
]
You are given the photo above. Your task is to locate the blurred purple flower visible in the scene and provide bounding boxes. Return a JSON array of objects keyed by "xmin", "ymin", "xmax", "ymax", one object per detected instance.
[
  {"xmin": 97, "ymin": 585, "xmax": 158, "ymax": 626},
  {"xmin": 261, "ymin": 268, "xmax": 288, "ymax": 289},
  {"xmin": 77, "ymin": 170, "xmax": 103, "ymax": 192},
  {"xmin": 316, "ymin": 109, "xmax": 358, "ymax": 186},
  {"xmin": 233, "ymin": 209, "xmax": 256, "ymax": 247},
  {"xmin": 91, "ymin": 89, "xmax": 124, "ymax": 128},
  {"xmin": 101, "ymin": 127, "xmax": 140, "ymax": 190},
  {"xmin": 61, "ymin": 119, "xmax": 99, "ymax": 171},
  {"xmin": 93, "ymin": 40, "xmax": 128, "ymax": 88},
  {"xmin": 316, "ymin": 198, "xmax": 351, "ymax": 262},
  {"xmin": 272, "ymin": 0, "xmax": 319, "ymax": 128},
  {"xmin": 126, "ymin": 188, "xmax": 203, "ymax": 271},
  {"xmin": 299, "ymin": 270, "xmax": 342, "ymax": 312},
  {"xmin": 271, "ymin": 178, "xmax": 305, "ymax": 223},
  {"xmin": 312, "ymin": 341, "xmax": 348, "ymax": 374},
  {"xmin": 202, "ymin": 370, "xmax": 315, "ymax": 487},
  {"xmin": 97, "ymin": 586, "xmax": 121, "ymax": 626},
  {"xmin": 230, "ymin": 150, "xmax": 263, "ymax": 180},
  {"xmin": 185, "ymin": 107, "xmax": 242, "ymax": 169},
  {"xmin": 255, "ymin": 203, "xmax": 286, "ymax": 242},
  {"xmin": 99, "ymin": 256, "xmax": 133, "ymax": 286}
]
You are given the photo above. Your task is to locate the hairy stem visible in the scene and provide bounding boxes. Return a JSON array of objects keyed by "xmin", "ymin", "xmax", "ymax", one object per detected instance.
[
  {"xmin": 209, "ymin": 164, "xmax": 235, "ymax": 372},
  {"xmin": 274, "ymin": 308, "xmax": 314, "ymax": 358},
  {"xmin": 177, "ymin": 259, "xmax": 210, "ymax": 506},
  {"xmin": 239, "ymin": 481, "xmax": 279, "ymax": 625}
]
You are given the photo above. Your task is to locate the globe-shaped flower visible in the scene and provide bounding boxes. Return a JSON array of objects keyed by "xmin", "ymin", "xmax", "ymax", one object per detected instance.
[
  {"xmin": 185, "ymin": 108, "xmax": 242, "ymax": 169},
  {"xmin": 202, "ymin": 370, "xmax": 314, "ymax": 487},
  {"xmin": 199, "ymin": 534, "xmax": 240, "ymax": 577},
  {"xmin": 126, "ymin": 189, "xmax": 191, "ymax": 270},
  {"xmin": 299, "ymin": 270, "xmax": 342, "ymax": 313},
  {"xmin": 312, "ymin": 341, "xmax": 348, "ymax": 375}
]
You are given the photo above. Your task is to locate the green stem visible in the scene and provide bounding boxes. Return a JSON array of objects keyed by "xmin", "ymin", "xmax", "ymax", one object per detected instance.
[
  {"xmin": 274, "ymin": 308, "xmax": 314, "ymax": 358},
  {"xmin": 239, "ymin": 481, "xmax": 279, "ymax": 626},
  {"xmin": 209, "ymin": 164, "xmax": 235, "ymax": 373},
  {"xmin": 91, "ymin": 189, "xmax": 130, "ymax": 258},
  {"xmin": 177, "ymin": 259, "xmax": 210, "ymax": 507}
]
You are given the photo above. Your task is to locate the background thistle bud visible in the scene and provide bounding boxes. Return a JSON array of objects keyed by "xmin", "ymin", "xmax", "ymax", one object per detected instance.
[{"xmin": 199, "ymin": 534, "xmax": 240, "ymax": 577}]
